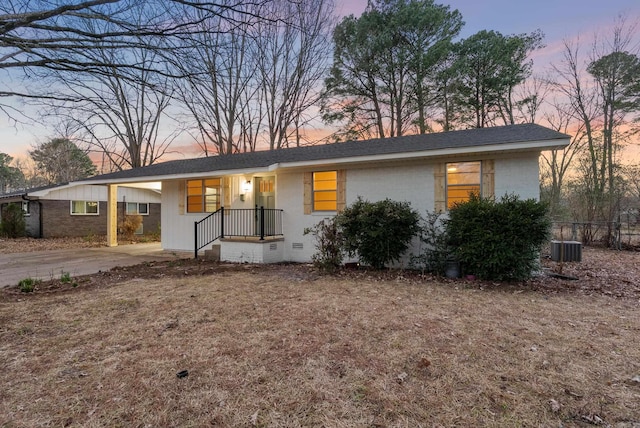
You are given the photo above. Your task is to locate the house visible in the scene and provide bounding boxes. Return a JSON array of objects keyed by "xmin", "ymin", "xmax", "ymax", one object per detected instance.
[
  {"xmin": 78, "ymin": 124, "xmax": 569, "ymax": 263},
  {"xmin": 0, "ymin": 183, "xmax": 161, "ymax": 238}
]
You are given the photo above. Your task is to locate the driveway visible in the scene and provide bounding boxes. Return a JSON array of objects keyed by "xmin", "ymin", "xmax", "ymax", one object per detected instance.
[{"xmin": 0, "ymin": 243, "xmax": 190, "ymax": 287}]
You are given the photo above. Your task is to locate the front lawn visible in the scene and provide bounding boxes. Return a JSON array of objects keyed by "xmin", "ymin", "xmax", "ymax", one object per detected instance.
[{"xmin": 1, "ymin": 261, "xmax": 639, "ymax": 426}]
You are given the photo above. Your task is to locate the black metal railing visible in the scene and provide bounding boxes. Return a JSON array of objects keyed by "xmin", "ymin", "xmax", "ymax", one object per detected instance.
[{"xmin": 194, "ymin": 207, "xmax": 284, "ymax": 258}]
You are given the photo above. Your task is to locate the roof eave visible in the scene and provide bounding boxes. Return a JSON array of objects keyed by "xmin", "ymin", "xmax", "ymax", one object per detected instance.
[
  {"xmin": 274, "ymin": 138, "xmax": 570, "ymax": 170},
  {"xmin": 74, "ymin": 137, "xmax": 569, "ymax": 185}
]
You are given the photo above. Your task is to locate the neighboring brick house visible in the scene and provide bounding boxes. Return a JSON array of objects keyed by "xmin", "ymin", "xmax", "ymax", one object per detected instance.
[
  {"xmin": 78, "ymin": 124, "xmax": 569, "ymax": 263},
  {"xmin": 0, "ymin": 183, "xmax": 161, "ymax": 238}
]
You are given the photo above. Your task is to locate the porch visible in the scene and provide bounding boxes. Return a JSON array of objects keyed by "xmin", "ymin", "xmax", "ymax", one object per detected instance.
[{"xmin": 195, "ymin": 207, "xmax": 284, "ymax": 259}]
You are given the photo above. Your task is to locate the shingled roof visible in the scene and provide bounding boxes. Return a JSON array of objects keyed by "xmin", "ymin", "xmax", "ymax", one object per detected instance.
[{"xmin": 82, "ymin": 123, "xmax": 568, "ymax": 183}]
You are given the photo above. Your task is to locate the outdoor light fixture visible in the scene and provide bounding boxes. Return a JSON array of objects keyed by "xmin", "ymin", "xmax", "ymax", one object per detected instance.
[{"xmin": 240, "ymin": 179, "xmax": 252, "ymax": 201}]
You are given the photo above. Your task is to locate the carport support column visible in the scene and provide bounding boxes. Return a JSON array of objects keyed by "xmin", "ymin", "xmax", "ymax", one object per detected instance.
[{"xmin": 107, "ymin": 184, "xmax": 118, "ymax": 247}]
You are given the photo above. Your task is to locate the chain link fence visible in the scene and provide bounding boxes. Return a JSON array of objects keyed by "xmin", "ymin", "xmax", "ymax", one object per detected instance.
[{"xmin": 551, "ymin": 211, "xmax": 640, "ymax": 249}]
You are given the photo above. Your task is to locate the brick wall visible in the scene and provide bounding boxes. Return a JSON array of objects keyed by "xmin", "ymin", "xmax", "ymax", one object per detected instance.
[{"xmin": 41, "ymin": 200, "xmax": 161, "ymax": 238}]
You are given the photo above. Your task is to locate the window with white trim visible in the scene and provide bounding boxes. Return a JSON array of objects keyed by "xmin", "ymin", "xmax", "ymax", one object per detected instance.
[
  {"xmin": 126, "ymin": 202, "xmax": 149, "ymax": 215},
  {"xmin": 71, "ymin": 200, "xmax": 99, "ymax": 215}
]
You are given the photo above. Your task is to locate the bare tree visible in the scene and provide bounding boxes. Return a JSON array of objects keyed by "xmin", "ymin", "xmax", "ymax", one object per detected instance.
[
  {"xmin": 252, "ymin": 0, "xmax": 335, "ymax": 149},
  {"xmin": 1, "ymin": 0, "xmax": 275, "ymax": 162},
  {"xmin": 173, "ymin": 0, "xmax": 335, "ymax": 155},
  {"xmin": 550, "ymin": 19, "xmax": 640, "ymax": 245},
  {"xmin": 171, "ymin": 3, "xmax": 260, "ymax": 156},
  {"xmin": 540, "ymin": 100, "xmax": 587, "ymax": 217}
]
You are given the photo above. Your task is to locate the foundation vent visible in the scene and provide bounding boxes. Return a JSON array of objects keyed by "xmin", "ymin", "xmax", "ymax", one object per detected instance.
[
  {"xmin": 292, "ymin": 243, "xmax": 304, "ymax": 250},
  {"xmin": 269, "ymin": 243, "xmax": 277, "ymax": 251}
]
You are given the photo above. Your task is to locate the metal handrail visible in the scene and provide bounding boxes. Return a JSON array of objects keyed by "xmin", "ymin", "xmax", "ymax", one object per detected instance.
[{"xmin": 194, "ymin": 207, "xmax": 284, "ymax": 258}]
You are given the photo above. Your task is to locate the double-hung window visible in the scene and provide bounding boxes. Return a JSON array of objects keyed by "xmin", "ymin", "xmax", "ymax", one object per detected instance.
[
  {"xmin": 446, "ymin": 161, "xmax": 481, "ymax": 208},
  {"xmin": 312, "ymin": 171, "xmax": 337, "ymax": 211}
]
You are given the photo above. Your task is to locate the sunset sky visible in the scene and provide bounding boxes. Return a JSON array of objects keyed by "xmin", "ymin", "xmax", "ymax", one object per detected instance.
[{"xmin": 1, "ymin": 0, "xmax": 639, "ymax": 161}]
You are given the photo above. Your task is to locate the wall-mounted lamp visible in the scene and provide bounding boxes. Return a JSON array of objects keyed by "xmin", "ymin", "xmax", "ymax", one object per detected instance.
[{"xmin": 240, "ymin": 179, "xmax": 252, "ymax": 201}]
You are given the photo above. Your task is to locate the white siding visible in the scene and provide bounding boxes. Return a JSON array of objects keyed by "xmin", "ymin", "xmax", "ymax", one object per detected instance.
[
  {"xmin": 161, "ymin": 180, "xmax": 201, "ymax": 252},
  {"xmin": 277, "ymin": 162, "xmax": 434, "ymax": 263},
  {"xmin": 44, "ymin": 184, "xmax": 160, "ymax": 203},
  {"xmin": 160, "ymin": 153, "xmax": 542, "ymax": 262},
  {"xmin": 494, "ymin": 153, "xmax": 540, "ymax": 201}
]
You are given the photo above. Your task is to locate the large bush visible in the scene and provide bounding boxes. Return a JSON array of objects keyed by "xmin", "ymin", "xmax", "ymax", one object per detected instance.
[
  {"xmin": 0, "ymin": 203, "xmax": 26, "ymax": 238},
  {"xmin": 447, "ymin": 194, "xmax": 551, "ymax": 281},
  {"xmin": 337, "ymin": 197, "xmax": 420, "ymax": 269}
]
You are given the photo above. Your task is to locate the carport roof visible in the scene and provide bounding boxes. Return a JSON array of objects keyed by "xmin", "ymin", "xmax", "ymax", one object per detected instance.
[{"xmin": 80, "ymin": 123, "xmax": 569, "ymax": 183}]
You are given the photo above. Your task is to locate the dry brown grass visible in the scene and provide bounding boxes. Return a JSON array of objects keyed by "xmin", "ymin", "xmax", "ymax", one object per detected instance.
[{"xmin": 1, "ymin": 266, "xmax": 640, "ymax": 427}]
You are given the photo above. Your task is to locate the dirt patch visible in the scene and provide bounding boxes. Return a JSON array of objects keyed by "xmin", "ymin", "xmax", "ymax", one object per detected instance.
[
  {"xmin": 2, "ymin": 246, "xmax": 639, "ymax": 301},
  {"xmin": 0, "ymin": 236, "xmax": 158, "ymax": 254}
]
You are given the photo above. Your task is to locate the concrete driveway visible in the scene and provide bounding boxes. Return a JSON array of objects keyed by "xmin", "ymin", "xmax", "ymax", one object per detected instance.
[{"xmin": 0, "ymin": 243, "xmax": 190, "ymax": 288}]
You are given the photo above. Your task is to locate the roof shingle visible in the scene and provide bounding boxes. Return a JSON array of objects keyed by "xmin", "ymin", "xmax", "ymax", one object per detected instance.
[{"xmin": 82, "ymin": 123, "xmax": 568, "ymax": 182}]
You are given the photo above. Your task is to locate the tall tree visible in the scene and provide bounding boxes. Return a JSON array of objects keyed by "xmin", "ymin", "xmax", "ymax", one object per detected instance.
[
  {"xmin": 30, "ymin": 138, "xmax": 97, "ymax": 184},
  {"xmin": 452, "ymin": 29, "xmax": 543, "ymax": 128},
  {"xmin": 0, "ymin": 153, "xmax": 24, "ymax": 193},
  {"xmin": 322, "ymin": 0, "xmax": 462, "ymax": 140}
]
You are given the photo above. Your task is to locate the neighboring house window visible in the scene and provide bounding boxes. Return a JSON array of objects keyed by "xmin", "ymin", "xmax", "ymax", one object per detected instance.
[
  {"xmin": 446, "ymin": 161, "xmax": 481, "ymax": 208},
  {"xmin": 187, "ymin": 178, "xmax": 221, "ymax": 213},
  {"xmin": 126, "ymin": 202, "xmax": 149, "ymax": 215},
  {"xmin": 22, "ymin": 201, "xmax": 30, "ymax": 216},
  {"xmin": 71, "ymin": 200, "xmax": 99, "ymax": 215},
  {"xmin": 313, "ymin": 171, "xmax": 337, "ymax": 211}
]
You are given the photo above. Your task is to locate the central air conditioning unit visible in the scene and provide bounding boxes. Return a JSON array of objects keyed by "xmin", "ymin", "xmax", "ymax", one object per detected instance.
[{"xmin": 550, "ymin": 240, "xmax": 582, "ymax": 262}]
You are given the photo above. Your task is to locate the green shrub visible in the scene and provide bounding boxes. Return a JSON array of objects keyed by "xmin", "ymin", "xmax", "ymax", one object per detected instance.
[
  {"xmin": 304, "ymin": 217, "xmax": 344, "ymax": 273},
  {"xmin": 411, "ymin": 210, "xmax": 450, "ymax": 275},
  {"xmin": 446, "ymin": 194, "xmax": 551, "ymax": 281},
  {"xmin": 337, "ymin": 197, "xmax": 420, "ymax": 269},
  {"xmin": 0, "ymin": 203, "xmax": 26, "ymax": 238},
  {"xmin": 18, "ymin": 277, "xmax": 39, "ymax": 293},
  {"xmin": 60, "ymin": 271, "xmax": 72, "ymax": 283}
]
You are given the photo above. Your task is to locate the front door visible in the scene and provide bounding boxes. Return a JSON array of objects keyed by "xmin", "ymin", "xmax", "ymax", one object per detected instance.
[{"xmin": 254, "ymin": 176, "xmax": 276, "ymax": 236}]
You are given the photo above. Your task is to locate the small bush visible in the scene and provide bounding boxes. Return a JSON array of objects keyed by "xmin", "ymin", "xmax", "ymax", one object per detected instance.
[
  {"xmin": 119, "ymin": 215, "xmax": 142, "ymax": 240},
  {"xmin": 337, "ymin": 197, "xmax": 420, "ymax": 269},
  {"xmin": 447, "ymin": 194, "xmax": 551, "ymax": 281},
  {"xmin": 60, "ymin": 272, "xmax": 72, "ymax": 283},
  {"xmin": 411, "ymin": 210, "xmax": 450, "ymax": 275},
  {"xmin": 18, "ymin": 277, "xmax": 39, "ymax": 293},
  {"xmin": 304, "ymin": 217, "xmax": 344, "ymax": 273},
  {"xmin": 0, "ymin": 203, "xmax": 26, "ymax": 238}
]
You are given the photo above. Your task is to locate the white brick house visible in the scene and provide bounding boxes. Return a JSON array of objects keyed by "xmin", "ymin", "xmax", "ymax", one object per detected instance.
[{"xmin": 79, "ymin": 124, "xmax": 569, "ymax": 263}]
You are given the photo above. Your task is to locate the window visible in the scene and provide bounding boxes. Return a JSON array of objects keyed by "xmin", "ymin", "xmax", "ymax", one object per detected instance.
[
  {"xmin": 313, "ymin": 171, "xmax": 337, "ymax": 211},
  {"xmin": 22, "ymin": 201, "xmax": 30, "ymax": 216},
  {"xmin": 446, "ymin": 161, "xmax": 481, "ymax": 208},
  {"xmin": 126, "ymin": 202, "xmax": 149, "ymax": 215},
  {"xmin": 187, "ymin": 178, "xmax": 221, "ymax": 213},
  {"xmin": 71, "ymin": 200, "xmax": 99, "ymax": 215}
]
